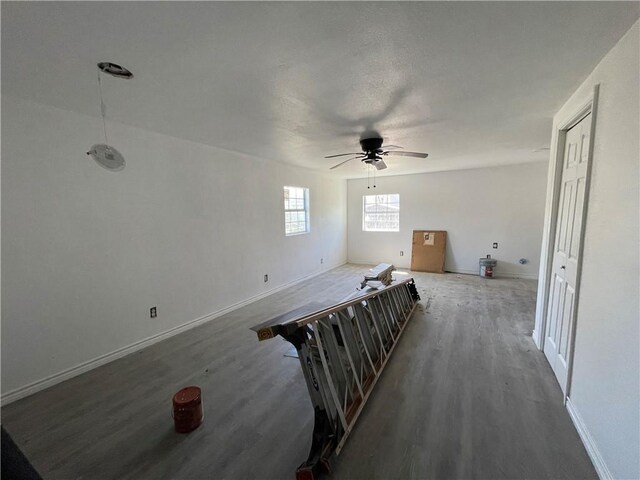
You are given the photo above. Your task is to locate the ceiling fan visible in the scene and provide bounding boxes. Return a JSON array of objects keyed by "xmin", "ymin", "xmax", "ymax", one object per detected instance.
[{"xmin": 326, "ymin": 136, "xmax": 428, "ymax": 170}]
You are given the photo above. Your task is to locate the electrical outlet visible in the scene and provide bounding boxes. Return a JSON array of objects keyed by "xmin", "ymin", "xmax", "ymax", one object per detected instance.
[
  {"xmin": 264, "ymin": 274, "xmax": 268, "ymax": 283},
  {"xmin": 150, "ymin": 306, "xmax": 157, "ymax": 318},
  {"xmin": 493, "ymin": 242, "xmax": 498, "ymax": 249},
  {"xmin": 400, "ymin": 251, "xmax": 404, "ymax": 256}
]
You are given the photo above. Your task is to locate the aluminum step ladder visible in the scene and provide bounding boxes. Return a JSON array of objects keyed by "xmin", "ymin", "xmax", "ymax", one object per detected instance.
[{"xmin": 252, "ymin": 277, "xmax": 421, "ymax": 480}]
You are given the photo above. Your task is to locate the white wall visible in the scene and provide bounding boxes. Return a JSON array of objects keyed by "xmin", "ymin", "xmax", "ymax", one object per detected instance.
[
  {"xmin": 347, "ymin": 163, "xmax": 548, "ymax": 278},
  {"xmin": 1, "ymin": 95, "xmax": 347, "ymax": 401},
  {"xmin": 535, "ymin": 22, "xmax": 639, "ymax": 480}
]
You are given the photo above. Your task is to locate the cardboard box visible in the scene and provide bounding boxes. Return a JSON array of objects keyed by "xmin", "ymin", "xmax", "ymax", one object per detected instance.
[{"xmin": 411, "ymin": 230, "xmax": 447, "ymax": 273}]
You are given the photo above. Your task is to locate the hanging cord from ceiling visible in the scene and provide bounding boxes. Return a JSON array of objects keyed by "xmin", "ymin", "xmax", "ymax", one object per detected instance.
[{"xmin": 97, "ymin": 71, "xmax": 109, "ymax": 145}]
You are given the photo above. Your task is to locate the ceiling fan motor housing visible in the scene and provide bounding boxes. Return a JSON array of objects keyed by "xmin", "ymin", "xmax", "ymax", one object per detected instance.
[{"xmin": 360, "ymin": 137, "xmax": 384, "ymax": 153}]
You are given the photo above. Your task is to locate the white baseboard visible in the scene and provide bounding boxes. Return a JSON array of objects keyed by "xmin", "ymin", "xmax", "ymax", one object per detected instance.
[
  {"xmin": 566, "ymin": 397, "xmax": 613, "ymax": 480},
  {"xmin": 1, "ymin": 261, "xmax": 346, "ymax": 406},
  {"xmin": 445, "ymin": 268, "xmax": 539, "ymax": 280},
  {"xmin": 531, "ymin": 329, "xmax": 541, "ymax": 349}
]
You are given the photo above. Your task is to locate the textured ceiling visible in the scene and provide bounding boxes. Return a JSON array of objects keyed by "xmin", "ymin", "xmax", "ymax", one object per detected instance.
[{"xmin": 2, "ymin": 2, "xmax": 638, "ymax": 177}]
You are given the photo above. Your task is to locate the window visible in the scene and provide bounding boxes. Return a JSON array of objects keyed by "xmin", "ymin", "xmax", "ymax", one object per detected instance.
[
  {"xmin": 363, "ymin": 194, "xmax": 400, "ymax": 232},
  {"xmin": 284, "ymin": 186, "xmax": 310, "ymax": 235}
]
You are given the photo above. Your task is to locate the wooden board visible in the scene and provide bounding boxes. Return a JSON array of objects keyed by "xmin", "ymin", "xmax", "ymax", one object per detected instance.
[{"xmin": 411, "ymin": 230, "xmax": 447, "ymax": 273}]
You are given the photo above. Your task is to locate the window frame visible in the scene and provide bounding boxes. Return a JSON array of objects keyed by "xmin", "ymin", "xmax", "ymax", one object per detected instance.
[
  {"xmin": 284, "ymin": 186, "xmax": 310, "ymax": 236},
  {"xmin": 362, "ymin": 193, "xmax": 400, "ymax": 232}
]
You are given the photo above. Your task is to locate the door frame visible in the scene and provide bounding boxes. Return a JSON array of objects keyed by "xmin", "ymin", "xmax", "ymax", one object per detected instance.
[{"xmin": 533, "ymin": 84, "xmax": 599, "ymax": 398}]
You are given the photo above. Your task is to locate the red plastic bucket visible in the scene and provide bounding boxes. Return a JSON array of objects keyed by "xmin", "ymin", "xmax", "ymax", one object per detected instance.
[{"xmin": 172, "ymin": 386, "xmax": 203, "ymax": 433}]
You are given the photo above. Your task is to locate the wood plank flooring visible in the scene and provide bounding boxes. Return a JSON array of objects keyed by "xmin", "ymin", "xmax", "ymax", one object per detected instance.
[{"xmin": 2, "ymin": 265, "xmax": 597, "ymax": 479}]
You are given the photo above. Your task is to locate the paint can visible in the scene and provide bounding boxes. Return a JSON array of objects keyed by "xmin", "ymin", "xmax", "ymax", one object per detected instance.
[
  {"xmin": 172, "ymin": 386, "xmax": 203, "ymax": 433},
  {"xmin": 479, "ymin": 256, "xmax": 498, "ymax": 278}
]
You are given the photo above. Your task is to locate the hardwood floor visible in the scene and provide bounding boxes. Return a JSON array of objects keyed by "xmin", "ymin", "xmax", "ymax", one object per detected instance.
[{"xmin": 2, "ymin": 265, "xmax": 596, "ymax": 479}]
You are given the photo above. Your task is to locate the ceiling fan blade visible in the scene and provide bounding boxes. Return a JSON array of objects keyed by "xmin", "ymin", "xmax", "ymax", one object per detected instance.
[
  {"xmin": 382, "ymin": 145, "xmax": 403, "ymax": 150},
  {"xmin": 385, "ymin": 151, "xmax": 429, "ymax": 158},
  {"xmin": 324, "ymin": 152, "xmax": 361, "ymax": 159},
  {"xmin": 330, "ymin": 157, "xmax": 359, "ymax": 170},
  {"xmin": 374, "ymin": 159, "xmax": 387, "ymax": 171}
]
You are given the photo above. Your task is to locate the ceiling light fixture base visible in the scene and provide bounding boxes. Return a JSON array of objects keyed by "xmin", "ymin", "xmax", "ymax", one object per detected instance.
[{"xmin": 97, "ymin": 62, "xmax": 133, "ymax": 79}]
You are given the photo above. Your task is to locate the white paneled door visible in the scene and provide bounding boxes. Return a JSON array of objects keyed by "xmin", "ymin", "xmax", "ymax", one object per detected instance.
[{"xmin": 544, "ymin": 113, "xmax": 591, "ymax": 395}]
